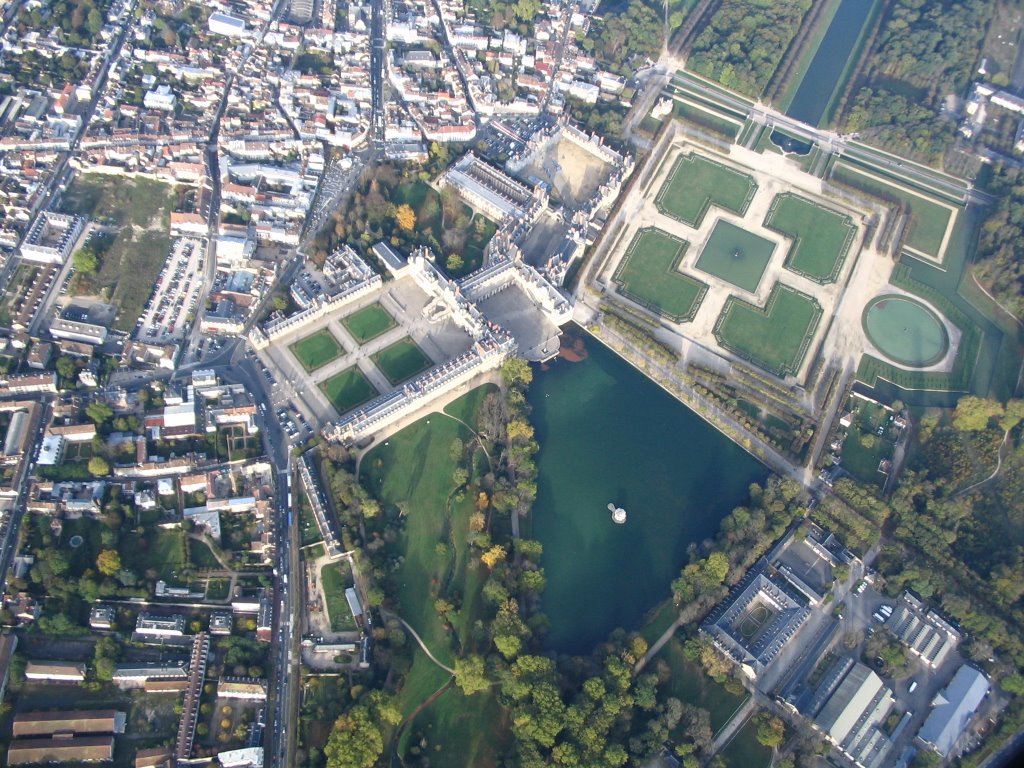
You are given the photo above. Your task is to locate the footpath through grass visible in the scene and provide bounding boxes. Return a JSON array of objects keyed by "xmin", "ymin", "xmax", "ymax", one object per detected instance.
[
  {"xmin": 61, "ymin": 174, "xmax": 178, "ymax": 332},
  {"xmin": 613, "ymin": 228, "xmax": 707, "ymax": 321},
  {"xmin": 342, "ymin": 303, "xmax": 396, "ymax": 343},
  {"xmin": 656, "ymin": 636, "xmax": 748, "ymax": 736},
  {"xmin": 290, "ymin": 329, "xmax": 344, "ymax": 371},
  {"xmin": 360, "ymin": 386, "xmax": 503, "ymax": 764}
]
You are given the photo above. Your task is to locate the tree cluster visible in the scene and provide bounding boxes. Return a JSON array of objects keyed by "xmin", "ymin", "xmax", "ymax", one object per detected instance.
[
  {"xmin": 581, "ymin": 1, "xmax": 663, "ymax": 77},
  {"xmin": 974, "ymin": 164, "xmax": 1024, "ymax": 319},
  {"xmin": 688, "ymin": 0, "xmax": 812, "ymax": 97}
]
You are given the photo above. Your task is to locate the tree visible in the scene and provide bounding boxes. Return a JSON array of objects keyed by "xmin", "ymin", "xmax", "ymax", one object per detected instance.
[
  {"xmin": 56, "ymin": 356, "xmax": 76, "ymax": 379},
  {"xmin": 501, "ymin": 357, "xmax": 533, "ymax": 388},
  {"xmin": 73, "ymin": 248, "xmax": 98, "ymax": 274},
  {"xmin": 271, "ymin": 295, "xmax": 288, "ymax": 312},
  {"xmin": 445, "ymin": 253, "xmax": 464, "ymax": 272},
  {"xmin": 85, "ymin": 401, "xmax": 113, "ymax": 425},
  {"xmin": 394, "ymin": 203, "xmax": 416, "ymax": 231},
  {"xmin": 88, "ymin": 456, "xmax": 110, "ymax": 476},
  {"xmin": 754, "ymin": 711, "xmax": 785, "ymax": 747},
  {"xmin": 481, "ymin": 544, "xmax": 506, "ymax": 569},
  {"xmin": 454, "ymin": 655, "xmax": 490, "ymax": 695},
  {"xmin": 96, "ymin": 549, "xmax": 121, "ymax": 576},
  {"xmin": 952, "ymin": 396, "xmax": 1004, "ymax": 432}
]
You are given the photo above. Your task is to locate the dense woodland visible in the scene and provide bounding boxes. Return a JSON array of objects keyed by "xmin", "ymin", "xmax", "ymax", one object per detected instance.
[
  {"xmin": 838, "ymin": 0, "xmax": 992, "ymax": 164},
  {"xmin": 974, "ymin": 165, "xmax": 1024, "ymax": 319},
  {"xmin": 580, "ymin": 1, "xmax": 663, "ymax": 77},
  {"xmin": 687, "ymin": 0, "xmax": 812, "ymax": 97}
]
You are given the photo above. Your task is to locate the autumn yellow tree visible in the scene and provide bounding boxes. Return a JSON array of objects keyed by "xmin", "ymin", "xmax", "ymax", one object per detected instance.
[
  {"xmin": 394, "ymin": 204, "xmax": 416, "ymax": 231},
  {"xmin": 96, "ymin": 549, "xmax": 121, "ymax": 576},
  {"xmin": 469, "ymin": 512, "xmax": 486, "ymax": 533},
  {"xmin": 481, "ymin": 544, "xmax": 506, "ymax": 569}
]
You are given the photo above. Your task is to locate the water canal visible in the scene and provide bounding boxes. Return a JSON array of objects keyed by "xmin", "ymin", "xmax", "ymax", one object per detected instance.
[
  {"xmin": 784, "ymin": 0, "xmax": 879, "ymax": 127},
  {"xmin": 529, "ymin": 333, "xmax": 768, "ymax": 653}
]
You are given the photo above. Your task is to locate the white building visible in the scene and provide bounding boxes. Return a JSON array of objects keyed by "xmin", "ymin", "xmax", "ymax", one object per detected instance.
[
  {"xmin": 143, "ymin": 85, "xmax": 176, "ymax": 111},
  {"xmin": 208, "ymin": 13, "xmax": 249, "ymax": 38}
]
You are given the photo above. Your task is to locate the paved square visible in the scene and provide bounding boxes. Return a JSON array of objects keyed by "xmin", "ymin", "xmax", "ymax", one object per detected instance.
[{"xmin": 695, "ymin": 219, "xmax": 775, "ymax": 293}]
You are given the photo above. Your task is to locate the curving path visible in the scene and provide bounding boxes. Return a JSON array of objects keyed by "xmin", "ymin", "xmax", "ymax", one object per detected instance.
[
  {"xmin": 381, "ymin": 609, "xmax": 455, "ymax": 674},
  {"xmin": 952, "ymin": 428, "xmax": 1013, "ymax": 500}
]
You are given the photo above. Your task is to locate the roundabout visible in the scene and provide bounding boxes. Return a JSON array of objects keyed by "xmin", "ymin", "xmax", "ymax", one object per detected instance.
[{"xmin": 863, "ymin": 295, "xmax": 949, "ymax": 367}]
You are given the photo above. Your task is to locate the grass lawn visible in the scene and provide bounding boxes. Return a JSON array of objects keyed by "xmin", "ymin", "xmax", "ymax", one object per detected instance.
[
  {"xmin": 695, "ymin": 220, "xmax": 775, "ymax": 293},
  {"xmin": 206, "ymin": 579, "xmax": 231, "ymax": 601},
  {"xmin": 462, "ymin": 214, "xmax": 498, "ymax": 274},
  {"xmin": 61, "ymin": 174, "xmax": 178, "ymax": 332},
  {"xmin": 189, "ymin": 539, "xmax": 221, "ymax": 570},
  {"xmin": 289, "ymin": 329, "xmax": 343, "ymax": 371},
  {"xmin": 319, "ymin": 367, "xmax": 378, "ymax": 414},
  {"xmin": 656, "ymin": 152, "xmax": 756, "ymax": 226},
  {"xmin": 719, "ymin": 715, "xmax": 772, "ymax": 768},
  {"xmin": 656, "ymin": 637, "xmax": 748, "ymax": 735},
  {"xmin": 361, "ymin": 385, "xmax": 496, "ymax": 725},
  {"xmin": 765, "ymin": 193, "xmax": 856, "ymax": 283},
  {"xmin": 831, "ymin": 163, "xmax": 952, "ymax": 257},
  {"xmin": 613, "ymin": 228, "xmax": 707, "ymax": 321},
  {"xmin": 121, "ymin": 526, "xmax": 187, "ymax": 581},
  {"xmin": 320, "ymin": 561, "xmax": 358, "ymax": 632},
  {"xmin": 372, "ymin": 338, "xmax": 433, "ymax": 385},
  {"xmin": 444, "ymin": 383, "xmax": 498, "ymax": 424},
  {"xmin": 716, "ymin": 284, "xmax": 822, "ymax": 376},
  {"xmin": 298, "ymin": 492, "xmax": 324, "ymax": 546},
  {"xmin": 395, "ymin": 180, "xmax": 443, "ymax": 235},
  {"xmin": 841, "ymin": 430, "xmax": 893, "ymax": 487},
  {"xmin": 342, "ymin": 303, "xmax": 397, "ymax": 344},
  {"xmin": 400, "ymin": 685, "xmax": 510, "ymax": 768}
]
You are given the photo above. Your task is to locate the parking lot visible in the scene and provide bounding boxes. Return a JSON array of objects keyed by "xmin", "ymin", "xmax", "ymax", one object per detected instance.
[{"xmin": 135, "ymin": 237, "xmax": 206, "ymax": 344}]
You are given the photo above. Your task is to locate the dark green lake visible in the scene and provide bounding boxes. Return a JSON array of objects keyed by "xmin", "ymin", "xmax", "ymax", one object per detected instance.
[
  {"xmin": 529, "ymin": 335, "xmax": 767, "ymax": 653},
  {"xmin": 785, "ymin": 0, "xmax": 878, "ymax": 127}
]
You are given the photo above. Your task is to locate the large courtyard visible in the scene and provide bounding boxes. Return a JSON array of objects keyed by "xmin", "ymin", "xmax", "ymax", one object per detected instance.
[{"xmin": 595, "ymin": 134, "xmax": 962, "ymax": 384}]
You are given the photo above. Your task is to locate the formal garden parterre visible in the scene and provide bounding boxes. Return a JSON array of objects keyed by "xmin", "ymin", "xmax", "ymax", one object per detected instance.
[
  {"xmin": 764, "ymin": 193, "xmax": 857, "ymax": 283},
  {"xmin": 612, "ymin": 227, "xmax": 708, "ymax": 322}
]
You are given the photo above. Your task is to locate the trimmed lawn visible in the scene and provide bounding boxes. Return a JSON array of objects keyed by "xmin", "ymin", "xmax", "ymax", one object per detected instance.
[
  {"xmin": 831, "ymin": 163, "xmax": 952, "ymax": 257},
  {"xmin": 361, "ymin": 385, "xmax": 496, "ymax": 732},
  {"xmin": 656, "ymin": 152, "xmax": 756, "ymax": 226},
  {"xmin": 444, "ymin": 383, "xmax": 498, "ymax": 423},
  {"xmin": 321, "ymin": 561, "xmax": 358, "ymax": 632},
  {"xmin": 372, "ymin": 338, "xmax": 433, "ymax": 385},
  {"xmin": 395, "ymin": 180, "xmax": 443, "ymax": 235},
  {"xmin": 342, "ymin": 303, "xmax": 397, "ymax": 344},
  {"xmin": 400, "ymin": 685, "xmax": 510, "ymax": 768},
  {"xmin": 841, "ymin": 430, "xmax": 893, "ymax": 487},
  {"xmin": 766, "ymin": 193, "xmax": 855, "ymax": 283},
  {"xmin": 613, "ymin": 228, "xmax": 707, "ymax": 321},
  {"xmin": 122, "ymin": 526, "xmax": 187, "ymax": 581},
  {"xmin": 695, "ymin": 220, "xmax": 775, "ymax": 293},
  {"xmin": 289, "ymin": 329, "xmax": 343, "ymax": 371},
  {"xmin": 319, "ymin": 367, "xmax": 378, "ymax": 414},
  {"xmin": 61, "ymin": 174, "xmax": 177, "ymax": 332},
  {"xmin": 716, "ymin": 284, "xmax": 822, "ymax": 376},
  {"xmin": 462, "ymin": 215, "xmax": 498, "ymax": 274},
  {"xmin": 189, "ymin": 539, "xmax": 221, "ymax": 570},
  {"xmin": 719, "ymin": 716, "xmax": 772, "ymax": 768}
]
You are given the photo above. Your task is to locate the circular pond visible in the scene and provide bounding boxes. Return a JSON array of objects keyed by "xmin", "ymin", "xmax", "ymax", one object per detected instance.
[{"xmin": 863, "ymin": 295, "xmax": 949, "ymax": 367}]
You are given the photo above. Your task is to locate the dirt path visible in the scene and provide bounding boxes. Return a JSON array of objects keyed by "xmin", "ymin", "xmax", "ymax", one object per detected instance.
[
  {"xmin": 381, "ymin": 609, "xmax": 455, "ymax": 674},
  {"xmin": 952, "ymin": 428, "xmax": 1013, "ymax": 499}
]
